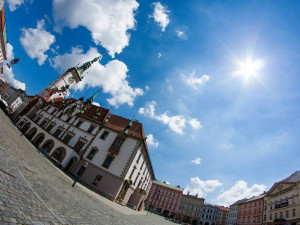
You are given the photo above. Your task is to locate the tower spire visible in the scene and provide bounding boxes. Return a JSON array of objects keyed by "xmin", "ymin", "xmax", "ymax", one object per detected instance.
[
  {"xmin": 75, "ymin": 51, "xmax": 109, "ymax": 78},
  {"xmin": 86, "ymin": 89, "xmax": 102, "ymax": 104}
]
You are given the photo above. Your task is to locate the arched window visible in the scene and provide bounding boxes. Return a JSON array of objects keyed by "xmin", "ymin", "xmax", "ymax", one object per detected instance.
[
  {"xmin": 87, "ymin": 148, "xmax": 98, "ymax": 160},
  {"xmin": 93, "ymin": 175, "xmax": 102, "ymax": 186}
]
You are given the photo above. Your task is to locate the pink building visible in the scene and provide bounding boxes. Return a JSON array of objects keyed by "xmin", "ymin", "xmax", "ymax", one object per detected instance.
[{"xmin": 146, "ymin": 180, "xmax": 183, "ymax": 218}]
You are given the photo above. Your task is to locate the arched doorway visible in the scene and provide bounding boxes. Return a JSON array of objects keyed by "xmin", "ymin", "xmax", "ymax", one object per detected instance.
[
  {"xmin": 51, "ymin": 147, "xmax": 66, "ymax": 163},
  {"xmin": 25, "ymin": 127, "xmax": 37, "ymax": 140},
  {"xmin": 64, "ymin": 157, "xmax": 78, "ymax": 173},
  {"xmin": 41, "ymin": 139, "xmax": 54, "ymax": 153},
  {"xmin": 33, "ymin": 133, "xmax": 45, "ymax": 147}
]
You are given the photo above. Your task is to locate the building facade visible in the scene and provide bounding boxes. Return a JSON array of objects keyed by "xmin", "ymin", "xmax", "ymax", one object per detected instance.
[
  {"xmin": 177, "ymin": 193, "xmax": 205, "ymax": 225},
  {"xmin": 264, "ymin": 171, "xmax": 300, "ymax": 225},
  {"xmin": 17, "ymin": 96, "xmax": 155, "ymax": 210},
  {"xmin": 0, "ymin": 84, "xmax": 27, "ymax": 112},
  {"xmin": 199, "ymin": 203, "xmax": 220, "ymax": 225},
  {"xmin": 218, "ymin": 206, "xmax": 229, "ymax": 225},
  {"xmin": 237, "ymin": 194, "xmax": 265, "ymax": 225},
  {"xmin": 0, "ymin": 0, "xmax": 7, "ymax": 64},
  {"xmin": 228, "ymin": 199, "xmax": 247, "ymax": 225},
  {"xmin": 146, "ymin": 180, "xmax": 183, "ymax": 217}
]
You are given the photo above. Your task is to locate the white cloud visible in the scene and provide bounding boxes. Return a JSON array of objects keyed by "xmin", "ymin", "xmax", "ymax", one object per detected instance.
[
  {"xmin": 145, "ymin": 85, "xmax": 150, "ymax": 91},
  {"xmin": 7, "ymin": 0, "xmax": 24, "ymax": 11},
  {"xmin": 53, "ymin": 0, "xmax": 139, "ymax": 58},
  {"xmin": 181, "ymin": 71, "xmax": 210, "ymax": 90},
  {"xmin": 185, "ymin": 177, "xmax": 222, "ymax": 197},
  {"xmin": 147, "ymin": 134, "xmax": 159, "ymax": 148},
  {"xmin": 176, "ymin": 30, "xmax": 187, "ymax": 39},
  {"xmin": 139, "ymin": 101, "xmax": 202, "ymax": 134},
  {"xmin": 2, "ymin": 43, "xmax": 26, "ymax": 90},
  {"xmin": 191, "ymin": 157, "xmax": 201, "ymax": 165},
  {"xmin": 92, "ymin": 102, "xmax": 100, "ymax": 107},
  {"xmin": 216, "ymin": 180, "xmax": 266, "ymax": 206},
  {"xmin": 50, "ymin": 46, "xmax": 143, "ymax": 107},
  {"xmin": 189, "ymin": 118, "xmax": 202, "ymax": 129},
  {"xmin": 20, "ymin": 19, "xmax": 55, "ymax": 65},
  {"xmin": 157, "ymin": 53, "xmax": 162, "ymax": 58},
  {"xmin": 152, "ymin": 2, "xmax": 170, "ymax": 32}
]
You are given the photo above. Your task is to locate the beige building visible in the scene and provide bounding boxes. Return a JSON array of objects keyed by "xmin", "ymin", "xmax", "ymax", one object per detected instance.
[
  {"xmin": 178, "ymin": 193, "xmax": 205, "ymax": 225},
  {"xmin": 264, "ymin": 170, "xmax": 300, "ymax": 225}
]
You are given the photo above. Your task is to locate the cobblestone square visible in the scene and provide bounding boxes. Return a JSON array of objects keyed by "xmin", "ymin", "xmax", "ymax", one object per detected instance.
[{"xmin": 0, "ymin": 111, "xmax": 175, "ymax": 225}]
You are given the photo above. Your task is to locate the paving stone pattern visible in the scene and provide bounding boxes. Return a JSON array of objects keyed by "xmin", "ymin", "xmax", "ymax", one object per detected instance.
[{"xmin": 0, "ymin": 111, "xmax": 175, "ymax": 225}]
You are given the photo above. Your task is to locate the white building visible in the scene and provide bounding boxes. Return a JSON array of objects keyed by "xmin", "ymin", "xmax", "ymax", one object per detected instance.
[{"xmin": 199, "ymin": 203, "xmax": 220, "ymax": 225}]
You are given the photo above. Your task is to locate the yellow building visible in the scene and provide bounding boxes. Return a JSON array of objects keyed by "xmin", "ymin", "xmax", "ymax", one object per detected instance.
[{"xmin": 264, "ymin": 171, "xmax": 300, "ymax": 225}]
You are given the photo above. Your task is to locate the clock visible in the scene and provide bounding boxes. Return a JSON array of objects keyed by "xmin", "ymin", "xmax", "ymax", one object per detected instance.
[{"xmin": 68, "ymin": 77, "xmax": 75, "ymax": 84}]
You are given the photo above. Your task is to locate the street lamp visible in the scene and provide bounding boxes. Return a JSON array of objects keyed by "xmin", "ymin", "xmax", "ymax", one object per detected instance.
[{"xmin": 72, "ymin": 162, "xmax": 88, "ymax": 187}]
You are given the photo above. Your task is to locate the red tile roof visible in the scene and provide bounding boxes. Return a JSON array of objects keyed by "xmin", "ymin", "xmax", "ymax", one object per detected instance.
[{"xmin": 220, "ymin": 206, "xmax": 230, "ymax": 212}]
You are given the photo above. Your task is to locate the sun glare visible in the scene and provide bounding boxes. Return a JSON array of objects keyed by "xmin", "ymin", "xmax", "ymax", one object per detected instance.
[{"xmin": 237, "ymin": 58, "xmax": 264, "ymax": 79}]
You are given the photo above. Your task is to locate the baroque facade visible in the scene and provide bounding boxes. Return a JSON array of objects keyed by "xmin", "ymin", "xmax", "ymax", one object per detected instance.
[{"xmin": 264, "ymin": 171, "xmax": 300, "ymax": 225}]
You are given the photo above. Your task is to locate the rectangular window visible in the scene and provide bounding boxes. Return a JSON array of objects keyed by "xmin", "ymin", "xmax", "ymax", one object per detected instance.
[
  {"xmin": 51, "ymin": 110, "xmax": 57, "ymax": 115},
  {"xmin": 76, "ymin": 121, "xmax": 82, "ymax": 128},
  {"xmin": 275, "ymin": 213, "xmax": 277, "ymax": 219},
  {"xmin": 66, "ymin": 117, "xmax": 72, "ymax": 123},
  {"xmin": 74, "ymin": 140, "xmax": 85, "ymax": 153},
  {"xmin": 35, "ymin": 116, "xmax": 42, "ymax": 123},
  {"xmin": 53, "ymin": 127, "xmax": 63, "ymax": 138},
  {"xmin": 100, "ymin": 131, "xmax": 109, "ymax": 140},
  {"xmin": 62, "ymin": 133, "xmax": 73, "ymax": 144},
  {"xmin": 87, "ymin": 125, "xmax": 95, "ymax": 134},
  {"xmin": 40, "ymin": 119, "xmax": 48, "ymax": 127},
  {"xmin": 102, "ymin": 156, "xmax": 113, "ymax": 168},
  {"xmin": 280, "ymin": 212, "xmax": 283, "ymax": 218},
  {"xmin": 292, "ymin": 209, "xmax": 295, "ymax": 217},
  {"xmin": 270, "ymin": 214, "xmax": 272, "ymax": 220},
  {"xmin": 112, "ymin": 137, "xmax": 124, "ymax": 149},
  {"xmin": 286, "ymin": 210, "xmax": 289, "ymax": 218}
]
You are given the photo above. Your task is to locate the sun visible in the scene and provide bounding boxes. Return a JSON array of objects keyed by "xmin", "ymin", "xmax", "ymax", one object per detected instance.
[{"xmin": 237, "ymin": 58, "xmax": 264, "ymax": 79}]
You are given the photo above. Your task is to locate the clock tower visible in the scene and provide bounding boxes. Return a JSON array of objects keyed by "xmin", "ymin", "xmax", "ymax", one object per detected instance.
[{"xmin": 38, "ymin": 55, "xmax": 102, "ymax": 101}]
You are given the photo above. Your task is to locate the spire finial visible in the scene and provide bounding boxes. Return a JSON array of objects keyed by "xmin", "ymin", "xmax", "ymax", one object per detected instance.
[{"xmin": 86, "ymin": 88, "xmax": 102, "ymax": 104}]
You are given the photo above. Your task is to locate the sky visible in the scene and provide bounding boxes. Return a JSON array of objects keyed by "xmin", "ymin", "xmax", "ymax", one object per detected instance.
[{"xmin": 4, "ymin": 0, "xmax": 300, "ymax": 206}]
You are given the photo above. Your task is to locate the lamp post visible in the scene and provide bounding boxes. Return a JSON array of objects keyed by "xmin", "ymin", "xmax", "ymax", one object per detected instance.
[{"xmin": 72, "ymin": 162, "xmax": 88, "ymax": 187}]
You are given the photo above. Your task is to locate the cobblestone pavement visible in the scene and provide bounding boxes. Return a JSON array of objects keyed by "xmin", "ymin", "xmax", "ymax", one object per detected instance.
[{"xmin": 0, "ymin": 111, "xmax": 176, "ymax": 225}]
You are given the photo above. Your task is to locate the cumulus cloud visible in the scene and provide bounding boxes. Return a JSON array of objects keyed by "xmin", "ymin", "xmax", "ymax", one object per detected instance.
[
  {"xmin": 2, "ymin": 43, "xmax": 26, "ymax": 90},
  {"xmin": 92, "ymin": 102, "xmax": 100, "ymax": 107},
  {"xmin": 185, "ymin": 177, "xmax": 222, "ymax": 197},
  {"xmin": 53, "ymin": 0, "xmax": 139, "ymax": 57},
  {"xmin": 191, "ymin": 157, "xmax": 201, "ymax": 165},
  {"xmin": 20, "ymin": 19, "xmax": 55, "ymax": 65},
  {"xmin": 7, "ymin": 0, "xmax": 24, "ymax": 11},
  {"xmin": 152, "ymin": 2, "xmax": 170, "ymax": 32},
  {"xmin": 181, "ymin": 71, "xmax": 209, "ymax": 90},
  {"xmin": 176, "ymin": 30, "xmax": 187, "ymax": 39},
  {"xmin": 216, "ymin": 180, "xmax": 266, "ymax": 206},
  {"xmin": 189, "ymin": 118, "xmax": 203, "ymax": 129},
  {"xmin": 147, "ymin": 134, "xmax": 159, "ymax": 148},
  {"xmin": 138, "ymin": 101, "xmax": 202, "ymax": 134},
  {"xmin": 50, "ymin": 46, "xmax": 143, "ymax": 107}
]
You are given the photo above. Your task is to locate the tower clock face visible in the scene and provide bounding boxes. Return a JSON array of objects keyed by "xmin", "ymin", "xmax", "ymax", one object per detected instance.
[{"xmin": 68, "ymin": 77, "xmax": 75, "ymax": 84}]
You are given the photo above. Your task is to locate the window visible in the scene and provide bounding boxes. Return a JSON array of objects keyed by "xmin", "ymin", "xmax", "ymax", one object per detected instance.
[
  {"xmin": 93, "ymin": 175, "xmax": 102, "ymax": 186},
  {"xmin": 51, "ymin": 110, "xmax": 57, "ymax": 115},
  {"xmin": 46, "ymin": 123, "xmax": 55, "ymax": 132},
  {"xmin": 87, "ymin": 125, "xmax": 95, "ymax": 134},
  {"xmin": 258, "ymin": 217, "xmax": 260, "ymax": 222},
  {"xmin": 286, "ymin": 210, "xmax": 289, "ymax": 218},
  {"xmin": 292, "ymin": 209, "xmax": 295, "ymax": 217},
  {"xmin": 53, "ymin": 127, "xmax": 63, "ymax": 138},
  {"xmin": 280, "ymin": 212, "xmax": 283, "ymax": 218},
  {"xmin": 292, "ymin": 195, "xmax": 295, "ymax": 204},
  {"xmin": 74, "ymin": 140, "xmax": 85, "ymax": 154},
  {"xmin": 87, "ymin": 148, "xmax": 98, "ymax": 160},
  {"xmin": 112, "ymin": 137, "xmax": 124, "ymax": 149},
  {"xmin": 40, "ymin": 118, "xmax": 48, "ymax": 127},
  {"xmin": 76, "ymin": 121, "xmax": 82, "ymax": 128},
  {"xmin": 270, "ymin": 214, "xmax": 272, "ymax": 220},
  {"xmin": 100, "ymin": 131, "xmax": 109, "ymax": 140},
  {"xmin": 35, "ymin": 116, "xmax": 42, "ymax": 123},
  {"xmin": 136, "ymin": 153, "xmax": 142, "ymax": 163},
  {"xmin": 62, "ymin": 133, "xmax": 73, "ymax": 144},
  {"xmin": 275, "ymin": 213, "xmax": 277, "ymax": 219},
  {"xmin": 66, "ymin": 117, "xmax": 72, "ymax": 123},
  {"xmin": 102, "ymin": 156, "xmax": 113, "ymax": 168}
]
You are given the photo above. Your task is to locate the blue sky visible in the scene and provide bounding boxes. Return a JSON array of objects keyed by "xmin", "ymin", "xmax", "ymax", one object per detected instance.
[{"xmin": 4, "ymin": 0, "xmax": 300, "ymax": 206}]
